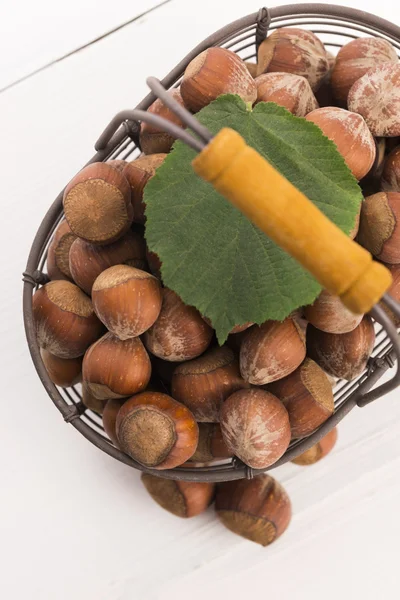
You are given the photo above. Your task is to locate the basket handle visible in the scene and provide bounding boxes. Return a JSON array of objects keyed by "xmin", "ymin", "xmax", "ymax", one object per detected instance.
[{"xmin": 193, "ymin": 128, "xmax": 392, "ymax": 314}]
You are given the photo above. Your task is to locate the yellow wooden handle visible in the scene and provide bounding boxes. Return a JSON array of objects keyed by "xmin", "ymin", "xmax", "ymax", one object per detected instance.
[{"xmin": 192, "ymin": 128, "xmax": 392, "ymax": 314}]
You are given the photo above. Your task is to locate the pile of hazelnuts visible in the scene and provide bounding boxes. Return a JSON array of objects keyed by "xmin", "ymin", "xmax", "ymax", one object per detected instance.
[{"xmin": 32, "ymin": 27, "xmax": 400, "ymax": 547}]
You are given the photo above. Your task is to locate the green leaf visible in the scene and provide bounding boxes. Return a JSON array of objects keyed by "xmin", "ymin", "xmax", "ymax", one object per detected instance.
[{"xmin": 144, "ymin": 95, "xmax": 363, "ymax": 344}]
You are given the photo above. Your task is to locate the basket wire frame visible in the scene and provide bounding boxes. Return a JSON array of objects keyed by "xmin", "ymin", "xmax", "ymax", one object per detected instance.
[{"xmin": 23, "ymin": 4, "xmax": 400, "ymax": 482}]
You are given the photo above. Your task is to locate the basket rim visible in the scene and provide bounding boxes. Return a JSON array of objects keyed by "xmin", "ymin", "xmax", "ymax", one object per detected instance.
[{"xmin": 23, "ymin": 3, "xmax": 400, "ymax": 482}]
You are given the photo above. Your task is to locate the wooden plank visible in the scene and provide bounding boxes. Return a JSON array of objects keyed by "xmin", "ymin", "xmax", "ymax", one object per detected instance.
[{"xmin": 0, "ymin": 0, "xmax": 170, "ymax": 90}]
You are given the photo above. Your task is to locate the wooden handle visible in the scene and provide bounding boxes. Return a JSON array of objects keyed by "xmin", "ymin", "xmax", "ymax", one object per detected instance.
[{"xmin": 192, "ymin": 128, "xmax": 392, "ymax": 314}]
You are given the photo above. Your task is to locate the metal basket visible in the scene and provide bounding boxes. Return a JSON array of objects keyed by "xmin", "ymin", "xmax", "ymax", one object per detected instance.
[{"xmin": 23, "ymin": 4, "xmax": 400, "ymax": 482}]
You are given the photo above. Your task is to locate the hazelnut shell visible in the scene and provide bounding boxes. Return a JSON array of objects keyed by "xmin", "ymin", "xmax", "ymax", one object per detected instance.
[
  {"xmin": 116, "ymin": 392, "xmax": 199, "ymax": 469},
  {"xmin": 82, "ymin": 332, "xmax": 151, "ymax": 400},
  {"xmin": 215, "ymin": 474, "xmax": 291, "ymax": 546},
  {"xmin": 33, "ymin": 280, "xmax": 104, "ymax": 359},
  {"xmin": 219, "ymin": 388, "xmax": 291, "ymax": 469},
  {"xmin": 92, "ymin": 265, "xmax": 162, "ymax": 339}
]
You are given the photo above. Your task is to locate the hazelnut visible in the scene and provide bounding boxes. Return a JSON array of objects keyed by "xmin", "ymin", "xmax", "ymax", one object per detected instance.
[
  {"xmin": 348, "ymin": 64, "xmax": 400, "ymax": 137},
  {"xmin": 382, "ymin": 145, "xmax": 400, "ymax": 191},
  {"xmin": 215, "ymin": 474, "xmax": 291, "ymax": 546},
  {"xmin": 82, "ymin": 383, "xmax": 107, "ymax": 415},
  {"xmin": 82, "ymin": 332, "xmax": 151, "ymax": 400},
  {"xmin": 107, "ymin": 159, "xmax": 128, "ymax": 172},
  {"xmin": 357, "ymin": 192, "xmax": 400, "ymax": 263},
  {"xmin": 255, "ymin": 73, "xmax": 318, "ymax": 116},
  {"xmin": 69, "ymin": 230, "xmax": 146, "ymax": 295},
  {"xmin": 268, "ymin": 358, "xmax": 334, "ymax": 438},
  {"xmin": 141, "ymin": 474, "xmax": 215, "ymax": 518},
  {"xmin": 140, "ymin": 89, "xmax": 185, "ymax": 154},
  {"xmin": 180, "ymin": 47, "xmax": 257, "ymax": 113},
  {"xmin": 304, "ymin": 290, "xmax": 363, "ymax": 334},
  {"xmin": 331, "ymin": 37, "xmax": 398, "ymax": 104},
  {"xmin": 190, "ymin": 423, "xmax": 233, "ymax": 462},
  {"xmin": 143, "ymin": 288, "xmax": 213, "ymax": 361},
  {"xmin": 116, "ymin": 392, "xmax": 198, "ymax": 469},
  {"xmin": 102, "ymin": 398, "xmax": 126, "ymax": 446},
  {"xmin": 47, "ymin": 220, "xmax": 77, "ymax": 281},
  {"xmin": 123, "ymin": 154, "xmax": 166, "ymax": 224},
  {"xmin": 92, "ymin": 265, "xmax": 162, "ymax": 339},
  {"xmin": 305, "ymin": 107, "xmax": 376, "ymax": 180},
  {"xmin": 244, "ymin": 61, "xmax": 258, "ymax": 78},
  {"xmin": 40, "ymin": 348, "xmax": 82, "ymax": 388},
  {"xmin": 307, "ymin": 317, "xmax": 375, "ymax": 381},
  {"xmin": 63, "ymin": 162, "xmax": 133, "ymax": 245},
  {"xmin": 171, "ymin": 346, "xmax": 249, "ymax": 422},
  {"xmin": 219, "ymin": 388, "xmax": 290, "ymax": 469},
  {"xmin": 33, "ymin": 280, "xmax": 104, "ymax": 359},
  {"xmin": 292, "ymin": 427, "xmax": 338, "ymax": 465},
  {"xmin": 240, "ymin": 318, "xmax": 306, "ymax": 385},
  {"xmin": 257, "ymin": 27, "xmax": 329, "ymax": 90}
]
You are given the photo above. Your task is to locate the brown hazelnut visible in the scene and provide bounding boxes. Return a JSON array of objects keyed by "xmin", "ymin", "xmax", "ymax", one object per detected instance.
[
  {"xmin": 82, "ymin": 332, "xmax": 151, "ymax": 400},
  {"xmin": 143, "ymin": 288, "xmax": 213, "ymax": 361},
  {"xmin": 257, "ymin": 28, "xmax": 329, "ymax": 90},
  {"xmin": 357, "ymin": 192, "xmax": 400, "ymax": 263},
  {"xmin": 268, "ymin": 358, "xmax": 334, "ymax": 438},
  {"xmin": 102, "ymin": 398, "xmax": 126, "ymax": 446},
  {"xmin": 244, "ymin": 61, "xmax": 258, "ymax": 78},
  {"xmin": 382, "ymin": 145, "xmax": 400, "ymax": 191},
  {"xmin": 47, "ymin": 220, "xmax": 77, "ymax": 281},
  {"xmin": 141, "ymin": 474, "xmax": 215, "ymax": 518},
  {"xmin": 63, "ymin": 162, "xmax": 133, "ymax": 245},
  {"xmin": 190, "ymin": 423, "xmax": 233, "ymax": 462},
  {"xmin": 305, "ymin": 107, "xmax": 376, "ymax": 180},
  {"xmin": 292, "ymin": 427, "xmax": 338, "ymax": 465},
  {"xmin": 240, "ymin": 318, "xmax": 306, "ymax": 385},
  {"xmin": 116, "ymin": 392, "xmax": 198, "ymax": 469},
  {"xmin": 215, "ymin": 474, "xmax": 291, "ymax": 546},
  {"xmin": 82, "ymin": 383, "xmax": 107, "ymax": 415},
  {"xmin": 219, "ymin": 388, "xmax": 290, "ymax": 469},
  {"xmin": 180, "ymin": 47, "xmax": 257, "ymax": 113},
  {"xmin": 171, "ymin": 346, "xmax": 249, "ymax": 422},
  {"xmin": 69, "ymin": 230, "xmax": 146, "ymax": 295},
  {"xmin": 140, "ymin": 89, "xmax": 185, "ymax": 154},
  {"xmin": 33, "ymin": 280, "xmax": 104, "ymax": 359},
  {"xmin": 107, "ymin": 159, "xmax": 128, "ymax": 172},
  {"xmin": 307, "ymin": 317, "xmax": 375, "ymax": 381},
  {"xmin": 40, "ymin": 348, "xmax": 82, "ymax": 387},
  {"xmin": 348, "ymin": 64, "xmax": 400, "ymax": 137},
  {"xmin": 92, "ymin": 265, "xmax": 162, "ymax": 339},
  {"xmin": 304, "ymin": 290, "xmax": 363, "ymax": 334},
  {"xmin": 255, "ymin": 73, "xmax": 318, "ymax": 116},
  {"xmin": 123, "ymin": 154, "xmax": 167, "ymax": 224},
  {"xmin": 331, "ymin": 37, "xmax": 398, "ymax": 104}
]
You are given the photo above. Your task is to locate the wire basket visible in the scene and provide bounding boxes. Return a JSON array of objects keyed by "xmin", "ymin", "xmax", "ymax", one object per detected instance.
[{"xmin": 23, "ymin": 4, "xmax": 400, "ymax": 482}]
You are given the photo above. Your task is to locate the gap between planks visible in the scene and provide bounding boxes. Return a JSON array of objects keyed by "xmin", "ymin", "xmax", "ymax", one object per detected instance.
[{"xmin": 0, "ymin": 0, "xmax": 172, "ymax": 95}]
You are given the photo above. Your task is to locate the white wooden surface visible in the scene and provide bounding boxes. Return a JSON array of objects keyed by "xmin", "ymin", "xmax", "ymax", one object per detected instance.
[{"xmin": 1, "ymin": 1, "xmax": 400, "ymax": 598}]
